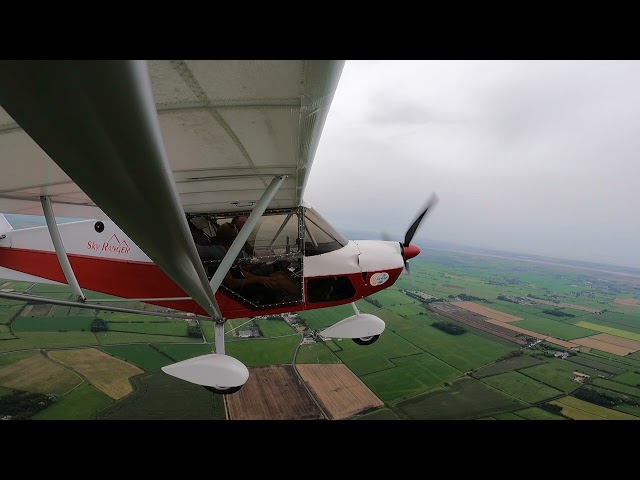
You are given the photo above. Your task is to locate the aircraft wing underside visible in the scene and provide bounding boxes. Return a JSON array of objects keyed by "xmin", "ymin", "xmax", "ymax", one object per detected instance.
[{"xmin": 0, "ymin": 60, "xmax": 344, "ymax": 218}]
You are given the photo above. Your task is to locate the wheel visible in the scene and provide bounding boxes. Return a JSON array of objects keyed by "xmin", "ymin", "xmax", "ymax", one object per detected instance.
[
  {"xmin": 204, "ymin": 384, "xmax": 244, "ymax": 395},
  {"xmin": 352, "ymin": 334, "xmax": 380, "ymax": 346}
]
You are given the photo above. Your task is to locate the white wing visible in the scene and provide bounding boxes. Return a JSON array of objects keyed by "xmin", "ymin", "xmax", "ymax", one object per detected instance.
[{"xmin": 0, "ymin": 60, "xmax": 344, "ymax": 217}]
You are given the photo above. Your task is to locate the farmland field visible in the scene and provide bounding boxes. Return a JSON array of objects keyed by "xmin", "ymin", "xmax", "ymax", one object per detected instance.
[
  {"xmin": 48, "ymin": 348, "xmax": 143, "ymax": 400},
  {"xmin": 226, "ymin": 365, "xmax": 321, "ymax": 420},
  {"xmin": 329, "ymin": 329, "xmax": 423, "ymax": 376},
  {"xmin": 359, "ymin": 353, "xmax": 461, "ymax": 403},
  {"xmin": 155, "ymin": 343, "xmax": 213, "ymax": 362},
  {"xmin": 519, "ymin": 358, "xmax": 603, "ymax": 393},
  {"xmin": 297, "ymin": 364, "xmax": 384, "ymax": 419},
  {"xmin": 613, "ymin": 371, "xmax": 640, "ymax": 387},
  {"xmin": 472, "ymin": 354, "xmax": 544, "ymax": 379},
  {"xmin": 395, "ymin": 376, "xmax": 526, "ymax": 420},
  {"xmin": 33, "ymin": 384, "xmax": 113, "ymax": 420},
  {"xmin": 255, "ymin": 317, "xmax": 296, "ymax": 337},
  {"xmin": 512, "ymin": 406, "xmax": 565, "ymax": 420},
  {"xmin": 510, "ymin": 318, "xmax": 598, "ymax": 340},
  {"xmin": 295, "ymin": 343, "xmax": 341, "ymax": 364},
  {"xmin": 480, "ymin": 371, "xmax": 564, "ymax": 403},
  {"xmin": 590, "ymin": 378, "xmax": 640, "ymax": 397},
  {"xmin": 0, "ymin": 353, "xmax": 81, "ymax": 394},
  {"xmin": 12, "ymin": 316, "xmax": 94, "ymax": 332},
  {"xmin": 97, "ymin": 370, "xmax": 226, "ymax": 420},
  {"xmin": 573, "ymin": 321, "xmax": 640, "ymax": 342},
  {"xmin": 551, "ymin": 396, "xmax": 639, "ymax": 420},
  {"xmin": 225, "ymin": 336, "xmax": 300, "ymax": 367},
  {"xmin": 94, "ymin": 331, "xmax": 200, "ymax": 345},
  {"xmin": 0, "ymin": 332, "xmax": 99, "ymax": 352},
  {"xmin": 101, "ymin": 344, "xmax": 174, "ymax": 371},
  {"xmin": 353, "ymin": 408, "xmax": 401, "ymax": 420}
]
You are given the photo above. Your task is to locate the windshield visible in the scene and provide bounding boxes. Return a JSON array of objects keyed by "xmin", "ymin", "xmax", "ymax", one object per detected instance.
[{"xmin": 303, "ymin": 207, "xmax": 348, "ymax": 256}]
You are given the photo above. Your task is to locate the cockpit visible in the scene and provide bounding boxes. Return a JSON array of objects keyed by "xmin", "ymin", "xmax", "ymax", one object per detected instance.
[{"xmin": 187, "ymin": 205, "xmax": 349, "ymax": 309}]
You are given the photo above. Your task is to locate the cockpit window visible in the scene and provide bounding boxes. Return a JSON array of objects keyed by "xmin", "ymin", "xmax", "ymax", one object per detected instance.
[
  {"xmin": 303, "ymin": 207, "xmax": 347, "ymax": 257},
  {"xmin": 187, "ymin": 209, "xmax": 303, "ymax": 309}
]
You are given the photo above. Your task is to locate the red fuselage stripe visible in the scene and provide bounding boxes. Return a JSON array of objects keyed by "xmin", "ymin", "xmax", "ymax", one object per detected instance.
[{"xmin": 0, "ymin": 247, "xmax": 402, "ymax": 319}]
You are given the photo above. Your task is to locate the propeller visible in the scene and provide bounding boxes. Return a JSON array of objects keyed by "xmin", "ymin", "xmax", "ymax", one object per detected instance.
[
  {"xmin": 404, "ymin": 193, "xmax": 438, "ymax": 247},
  {"xmin": 383, "ymin": 193, "xmax": 438, "ymax": 279}
]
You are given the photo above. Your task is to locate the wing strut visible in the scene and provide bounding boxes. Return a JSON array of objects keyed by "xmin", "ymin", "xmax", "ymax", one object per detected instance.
[
  {"xmin": 0, "ymin": 290, "xmax": 208, "ymax": 321},
  {"xmin": 40, "ymin": 195, "xmax": 86, "ymax": 303},
  {"xmin": 208, "ymin": 175, "xmax": 287, "ymax": 296},
  {"xmin": 207, "ymin": 174, "xmax": 286, "ymax": 355}
]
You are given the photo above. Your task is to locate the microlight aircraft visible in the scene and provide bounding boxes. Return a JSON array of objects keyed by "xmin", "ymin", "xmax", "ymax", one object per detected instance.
[{"xmin": 0, "ymin": 60, "xmax": 434, "ymax": 393}]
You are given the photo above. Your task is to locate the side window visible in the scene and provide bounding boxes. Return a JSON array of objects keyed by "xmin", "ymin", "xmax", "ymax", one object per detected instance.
[
  {"xmin": 189, "ymin": 210, "xmax": 304, "ymax": 309},
  {"xmin": 307, "ymin": 276, "xmax": 356, "ymax": 303},
  {"xmin": 251, "ymin": 212, "xmax": 301, "ymax": 257}
]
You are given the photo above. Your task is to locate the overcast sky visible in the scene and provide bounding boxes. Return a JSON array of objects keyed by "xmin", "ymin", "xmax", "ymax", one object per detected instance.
[{"xmin": 305, "ymin": 60, "xmax": 640, "ymax": 268}]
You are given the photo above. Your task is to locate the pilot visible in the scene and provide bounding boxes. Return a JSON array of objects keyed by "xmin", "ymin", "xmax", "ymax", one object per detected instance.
[
  {"xmin": 215, "ymin": 222, "xmax": 300, "ymax": 303},
  {"xmin": 202, "ymin": 223, "xmax": 275, "ymax": 291},
  {"xmin": 231, "ymin": 214, "xmax": 254, "ymax": 256}
]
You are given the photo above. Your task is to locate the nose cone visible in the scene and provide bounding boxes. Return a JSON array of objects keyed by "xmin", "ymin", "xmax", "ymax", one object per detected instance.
[{"xmin": 402, "ymin": 243, "xmax": 421, "ymax": 261}]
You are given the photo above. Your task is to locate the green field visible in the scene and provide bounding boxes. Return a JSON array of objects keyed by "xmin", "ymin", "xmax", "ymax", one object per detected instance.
[
  {"xmin": 0, "ymin": 351, "xmax": 36, "ymax": 368},
  {"xmin": 0, "ymin": 386, "xmax": 13, "ymax": 398},
  {"xmin": 201, "ymin": 321, "xmax": 215, "ymax": 342},
  {"xmin": 96, "ymin": 370, "xmax": 226, "ymax": 420},
  {"xmin": 395, "ymin": 376, "xmax": 527, "ymax": 420},
  {"xmin": 0, "ymin": 299, "xmax": 25, "ymax": 324},
  {"xmin": 591, "ymin": 378, "xmax": 640, "ymax": 398},
  {"xmin": 472, "ymin": 354, "xmax": 544, "ymax": 378},
  {"xmin": 0, "ymin": 324, "xmax": 14, "ymax": 339},
  {"xmin": 255, "ymin": 317, "xmax": 296, "ymax": 337},
  {"xmin": 101, "ymin": 345, "xmax": 174, "ymax": 371},
  {"xmin": 585, "ymin": 311, "xmax": 640, "ymax": 331},
  {"xmin": 551, "ymin": 395, "xmax": 639, "ymax": 420},
  {"xmin": 329, "ymin": 329, "xmax": 423, "ymax": 377},
  {"xmin": 360, "ymin": 353, "xmax": 461, "ymax": 403},
  {"xmin": 94, "ymin": 331, "xmax": 201, "ymax": 345},
  {"xmin": 492, "ymin": 411, "xmax": 526, "ymax": 420},
  {"xmin": 12, "ymin": 316, "xmax": 94, "ymax": 332},
  {"xmin": 155, "ymin": 343, "xmax": 213, "ymax": 362},
  {"xmin": 28, "ymin": 284, "xmax": 72, "ymax": 294},
  {"xmin": 33, "ymin": 384, "xmax": 113, "ymax": 420},
  {"xmin": 388, "ymin": 303, "xmax": 428, "ymax": 317},
  {"xmin": 518, "ymin": 358, "xmax": 603, "ymax": 393},
  {"xmin": 480, "ymin": 371, "xmax": 564, "ymax": 403},
  {"xmin": 295, "ymin": 343, "xmax": 341, "ymax": 364},
  {"xmin": 0, "ymin": 332, "xmax": 98, "ymax": 352},
  {"xmin": 0, "ymin": 280, "xmax": 34, "ymax": 291},
  {"xmin": 105, "ymin": 321, "xmax": 189, "ymax": 337},
  {"xmin": 369, "ymin": 288, "xmax": 417, "ymax": 307},
  {"xmin": 225, "ymin": 336, "xmax": 300, "ymax": 367},
  {"xmin": 565, "ymin": 356, "xmax": 626, "ymax": 375},
  {"xmin": 510, "ymin": 317, "xmax": 599, "ymax": 340},
  {"xmin": 573, "ymin": 320, "xmax": 640, "ymax": 341},
  {"xmin": 353, "ymin": 408, "xmax": 400, "ymax": 420},
  {"xmin": 512, "ymin": 406, "xmax": 565, "ymax": 420},
  {"xmin": 299, "ymin": 304, "xmax": 358, "ymax": 330},
  {"xmin": 613, "ymin": 371, "xmax": 640, "ymax": 387},
  {"xmin": 389, "ymin": 319, "xmax": 515, "ymax": 372},
  {"xmin": 95, "ymin": 312, "xmax": 155, "ymax": 322}
]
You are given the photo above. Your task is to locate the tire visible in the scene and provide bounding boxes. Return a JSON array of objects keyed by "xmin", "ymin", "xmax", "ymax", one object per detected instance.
[
  {"xmin": 204, "ymin": 385, "xmax": 244, "ymax": 395},
  {"xmin": 352, "ymin": 334, "xmax": 380, "ymax": 346}
]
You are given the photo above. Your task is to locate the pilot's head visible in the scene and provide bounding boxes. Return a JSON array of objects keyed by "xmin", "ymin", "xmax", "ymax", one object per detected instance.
[
  {"xmin": 232, "ymin": 215, "xmax": 248, "ymax": 231},
  {"xmin": 216, "ymin": 223, "xmax": 237, "ymax": 247}
]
